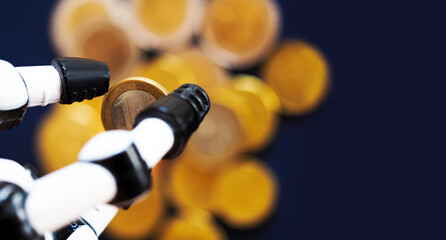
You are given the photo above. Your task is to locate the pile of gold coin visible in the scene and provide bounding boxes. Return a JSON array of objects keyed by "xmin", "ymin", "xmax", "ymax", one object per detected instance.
[{"xmin": 36, "ymin": 0, "xmax": 331, "ymax": 239}]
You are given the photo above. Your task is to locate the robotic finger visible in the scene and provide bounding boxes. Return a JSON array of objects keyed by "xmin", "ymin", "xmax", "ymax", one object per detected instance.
[
  {"xmin": 0, "ymin": 58, "xmax": 110, "ymax": 130},
  {"xmin": 0, "ymin": 84, "xmax": 210, "ymax": 240}
]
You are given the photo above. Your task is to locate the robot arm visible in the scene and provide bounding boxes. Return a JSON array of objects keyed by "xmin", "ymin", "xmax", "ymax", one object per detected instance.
[
  {"xmin": 0, "ymin": 159, "xmax": 118, "ymax": 240},
  {"xmin": 0, "ymin": 58, "xmax": 109, "ymax": 130},
  {"xmin": 0, "ymin": 84, "xmax": 210, "ymax": 240}
]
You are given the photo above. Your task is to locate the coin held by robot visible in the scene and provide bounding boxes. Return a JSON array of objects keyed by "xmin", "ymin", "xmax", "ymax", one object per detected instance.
[{"xmin": 101, "ymin": 77, "xmax": 168, "ymax": 130}]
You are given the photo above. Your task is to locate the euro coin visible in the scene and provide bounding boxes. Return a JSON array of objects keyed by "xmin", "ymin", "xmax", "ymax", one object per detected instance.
[
  {"xmin": 211, "ymin": 157, "xmax": 278, "ymax": 228},
  {"xmin": 101, "ymin": 77, "xmax": 168, "ymax": 130},
  {"xmin": 106, "ymin": 187, "xmax": 165, "ymax": 239},
  {"xmin": 182, "ymin": 87, "xmax": 246, "ymax": 172},
  {"xmin": 36, "ymin": 98, "xmax": 104, "ymax": 172},
  {"xmin": 177, "ymin": 49, "xmax": 228, "ymax": 91},
  {"xmin": 178, "ymin": 207, "xmax": 214, "ymax": 225},
  {"xmin": 160, "ymin": 208, "xmax": 226, "ymax": 240},
  {"xmin": 150, "ymin": 156, "xmax": 175, "ymax": 200},
  {"xmin": 72, "ymin": 19, "xmax": 139, "ymax": 85},
  {"xmin": 264, "ymin": 41, "xmax": 330, "ymax": 115},
  {"xmin": 231, "ymin": 75, "xmax": 280, "ymax": 151},
  {"xmin": 51, "ymin": 0, "xmax": 138, "ymax": 85},
  {"xmin": 131, "ymin": 54, "xmax": 197, "ymax": 92},
  {"xmin": 201, "ymin": 0, "xmax": 280, "ymax": 68},
  {"xmin": 127, "ymin": 0, "xmax": 204, "ymax": 50},
  {"xmin": 169, "ymin": 158, "xmax": 218, "ymax": 209},
  {"xmin": 50, "ymin": 0, "xmax": 116, "ymax": 55}
]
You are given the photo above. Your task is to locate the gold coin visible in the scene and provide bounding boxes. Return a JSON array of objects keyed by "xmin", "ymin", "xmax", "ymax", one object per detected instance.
[
  {"xmin": 201, "ymin": 0, "xmax": 280, "ymax": 68},
  {"xmin": 177, "ymin": 49, "xmax": 228, "ymax": 91},
  {"xmin": 137, "ymin": 0, "xmax": 187, "ymax": 36},
  {"xmin": 160, "ymin": 208, "xmax": 226, "ymax": 240},
  {"xmin": 128, "ymin": 0, "xmax": 204, "ymax": 50},
  {"xmin": 106, "ymin": 187, "xmax": 165, "ymax": 239},
  {"xmin": 169, "ymin": 158, "xmax": 218, "ymax": 209},
  {"xmin": 73, "ymin": 19, "xmax": 139, "ymax": 85},
  {"xmin": 231, "ymin": 75, "xmax": 280, "ymax": 151},
  {"xmin": 101, "ymin": 77, "xmax": 168, "ymax": 130},
  {"xmin": 182, "ymin": 87, "xmax": 245, "ymax": 172},
  {"xmin": 50, "ymin": 0, "xmax": 119, "ymax": 55},
  {"xmin": 264, "ymin": 41, "xmax": 330, "ymax": 115},
  {"xmin": 51, "ymin": 0, "xmax": 138, "ymax": 85},
  {"xmin": 211, "ymin": 157, "xmax": 278, "ymax": 228},
  {"xmin": 36, "ymin": 98, "xmax": 104, "ymax": 172},
  {"xmin": 179, "ymin": 207, "xmax": 214, "ymax": 225},
  {"xmin": 131, "ymin": 54, "xmax": 197, "ymax": 92}
]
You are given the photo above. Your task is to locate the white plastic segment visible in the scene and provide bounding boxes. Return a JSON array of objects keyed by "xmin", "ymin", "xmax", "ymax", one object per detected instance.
[
  {"xmin": 0, "ymin": 159, "xmax": 35, "ymax": 191},
  {"xmin": 80, "ymin": 204, "xmax": 119, "ymax": 236},
  {"xmin": 25, "ymin": 162, "xmax": 117, "ymax": 234},
  {"xmin": 78, "ymin": 130, "xmax": 134, "ymax": 162},
  {"xmin": 131, "ymin": 118, "xmax": 175, "ymax": 168},
  {"xmin": 0, "ymin": 60, "xmax": 28, "ymax": 110},
  {"xmin": 66, "ymin": 226, "xmax": 97, "ymax": 240},
  {"xmin": 16, "ymin": 66, "xmax": 62, "ymax": 107},
  {"xmin": 44, "ymin": 232, "xmax": 55, "ymax": 240}
]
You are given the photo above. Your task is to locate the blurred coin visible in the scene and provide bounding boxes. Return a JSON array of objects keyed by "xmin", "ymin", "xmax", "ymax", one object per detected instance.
[
  {"xmin": 105, "ymin": 187, "xmax": 165, "ymax": 239},
  {"xmin": 101, "ymin": 77, "xmax": 168, "ymax": 130},
  {"xmin": 211, "ymin": 157, "xmax": 278, "ymax": 228},
  {"xmin": 126, "ymin": 0, "xmax": 204, "ymax": 50},
  {"xmin": 201, "ymin": 0, "xmax": 280, "ymax": 68},
  {"xmin": 160, "ymin": 208, "xmax": 226, "ymax": 240},
  {"xmin": 182, "ymin": 87, "xmax": 246, "ymax": 172},
  {"xmin": 231, "ymin": 75, "xmax": 280, "ymax": 151},
  {"xmin": 51, "ymin": 0, "xmax": 138, "ymax": 85},
  {"xmin": 131, "ymin": 54, "xmax": 197, "ymax": 92},
  {"xmin": 150, "ymin": 155, "xmax": 175, "ymax": 199},
  {"xmin": 264, "ymin": 41, "xmax": 329, "ymax": 115},
  {"xmin": 177, "ymin": 48, "xmax": 228, "ymax": 91},
  {"xmin": 169, "ymin": 158, "xmax": 218, "ymax": 209},
  {"xmin": 73, "ymin": 19, "xmax": 139, "ymax": 85},
  {"xmin": 36, "ymin": 98, "xmax": 104, "ymax": 172},
  {"xmin": 50, "ymin": 0, "xmax": 117, "ymax": 55},
  {"xmin": 179, "ymin": 207, "xmax": 214, "ymax": 225}
]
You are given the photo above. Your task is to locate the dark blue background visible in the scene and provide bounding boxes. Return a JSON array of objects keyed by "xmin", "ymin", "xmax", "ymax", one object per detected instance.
[{"xmin": 1, "ymin": 0, "xmax": 444, "ymax": 239}]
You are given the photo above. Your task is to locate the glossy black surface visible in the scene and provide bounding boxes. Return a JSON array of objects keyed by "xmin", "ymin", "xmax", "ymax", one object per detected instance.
[
  {"xmin": 52, "ymin": 57, "xmax": 110, "ymax": 104},
  {"xmin": 92, "ymin": 143, "xmax": 151, "ymax": 208},
  {"xmin": 0, "ymin": 104, "xmax": 27, "ymax": 130},
  {"xmin": 135, "ymin": 84, "xmax": 210, "ymax": 159},
  {"xmin": 0, "ymin": 182, "xmax": 42, "ymax": 240}
]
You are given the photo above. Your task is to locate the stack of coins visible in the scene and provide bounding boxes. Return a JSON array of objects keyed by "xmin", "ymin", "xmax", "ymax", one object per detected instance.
[{"xmin": 37, "ymin": 0, "xmax": 331, "ymax": 239}]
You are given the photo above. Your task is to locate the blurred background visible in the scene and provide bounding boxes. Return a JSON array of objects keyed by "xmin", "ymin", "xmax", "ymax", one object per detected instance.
[{"xmin": 1, "ymin": 0, "xmax": 445, "ymax": 240}]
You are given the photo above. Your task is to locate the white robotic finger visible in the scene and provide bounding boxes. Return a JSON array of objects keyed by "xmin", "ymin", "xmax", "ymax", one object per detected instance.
[{"xmin": 0, "ymin": 60, "xmax": 28, "ymax": 111}]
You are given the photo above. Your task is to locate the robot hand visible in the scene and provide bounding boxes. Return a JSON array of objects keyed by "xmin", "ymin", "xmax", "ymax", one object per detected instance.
[
  {"xmin": 0, "ymin": 84, "xmax": 210, "ymax": 240},
  {"xmin": 0, "ymin": 58, "xmax": 110, "ymax": 130},
  {"xmin": 0, "ymin": 159, "xmax": 116, "ymax": 240}
]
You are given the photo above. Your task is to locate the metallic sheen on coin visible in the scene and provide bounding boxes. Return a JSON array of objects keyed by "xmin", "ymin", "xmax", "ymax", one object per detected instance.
[{"xmin": 101, "ymin": 77, "xmax": 168, "ymax": 130}]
